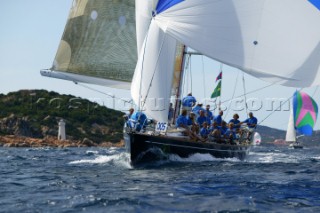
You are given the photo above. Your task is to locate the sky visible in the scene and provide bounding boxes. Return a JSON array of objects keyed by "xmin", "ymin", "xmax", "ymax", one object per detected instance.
[{"xmin": 0, "ymin": 0, "xmax": 319, "ymax": 132}]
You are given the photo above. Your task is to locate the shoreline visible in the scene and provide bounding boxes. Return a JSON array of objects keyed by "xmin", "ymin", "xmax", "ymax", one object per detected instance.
[{"xmin": 0, "ymin": 135, "xmax": 124, "ymax": 148}]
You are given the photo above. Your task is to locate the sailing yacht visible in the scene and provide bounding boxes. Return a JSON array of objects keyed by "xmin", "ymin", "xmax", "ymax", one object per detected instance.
[
  {"xmin": 41, "ymin": 0, "xmax": 320, "ymax": 165},
  {"xmin": 286, "ymin": 91, "xmax": 318, "ymax": 149},
  {"xmin": 286, "ymin": 109, "xmax": 300, "ymax": 148}
]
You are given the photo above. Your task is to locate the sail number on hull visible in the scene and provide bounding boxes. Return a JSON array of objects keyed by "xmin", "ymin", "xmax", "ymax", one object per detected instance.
[{"xmin": 155, "ymin": 122, "xmax": 168, "ymax": 134}]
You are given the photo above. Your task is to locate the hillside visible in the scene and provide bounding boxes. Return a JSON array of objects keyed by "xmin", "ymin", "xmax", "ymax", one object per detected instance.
[
  {"xmin": 256, "ymin": 124, "xmax": 320, "ymax": 146},
  {"xmin": 0, "ymin": 90, "xmax": 125, "ymax": 144},
  {"xmin": 1, "ymin": 90, "xmax": 319, "ymax": 147},
  {"xmin": 255, "ymin": 125, "xmax": 285, "ymax": 143}
]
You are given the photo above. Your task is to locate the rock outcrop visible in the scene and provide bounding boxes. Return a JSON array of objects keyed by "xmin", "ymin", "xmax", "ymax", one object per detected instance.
[
  {"xmin": 0, "ymin": 135, "xmax": 124, "ymax": 148},
  {"xmin": 0, "ymin": 114, "xmax": 40, "ymax": 137}
]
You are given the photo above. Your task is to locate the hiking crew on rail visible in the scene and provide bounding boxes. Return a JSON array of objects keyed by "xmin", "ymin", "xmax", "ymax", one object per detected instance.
[{"xmin": 124, "ymin": 95, "xmax": 258, "ymax": 144}]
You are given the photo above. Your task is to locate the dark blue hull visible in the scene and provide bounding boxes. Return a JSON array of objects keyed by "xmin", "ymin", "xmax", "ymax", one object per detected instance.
[{"xmin": 125, "ymin": 133, "xmax": 250, "ymax": 165}]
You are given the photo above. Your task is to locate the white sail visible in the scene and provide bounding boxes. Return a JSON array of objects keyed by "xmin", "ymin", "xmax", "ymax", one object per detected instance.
[
  {"xmin": 131, "ymin": 20, "xmax": 177, "ymax": 122},
  {"xmin": 252, "ymin": 132, "xmax": 262, "ymax": 146},
  {"xmin": 285, "ymin": 110, "xmax": 296, "ymax": 142},
  {"xmin": 135, "ymin": 0, "xmax": 185, "ymax": 98},
  {"xmin": 135, "ymin": 0, "xmax": 155, "ymax": 56},
  {"xmin": 153, "ymin": 0, "xmax": 320, "ymax": 88}
]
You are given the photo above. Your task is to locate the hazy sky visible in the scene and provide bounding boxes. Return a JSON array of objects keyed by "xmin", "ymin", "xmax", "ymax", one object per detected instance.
[{"xmin": 1, "ymin": 0, "xmax": 319, "ymax": 132}]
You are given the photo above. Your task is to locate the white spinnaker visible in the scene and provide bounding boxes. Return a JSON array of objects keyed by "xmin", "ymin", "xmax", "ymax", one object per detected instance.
[
  {"xmin": 131, "ymin": 20, "xmax": 177, "ymax": 122},
  {"xmin": 154, "ymin": 0, "xmax": 320, "ymax": 88},
  {"xmin": 286, "ymin": 110, "xmax": 296, "ymax": 142}
]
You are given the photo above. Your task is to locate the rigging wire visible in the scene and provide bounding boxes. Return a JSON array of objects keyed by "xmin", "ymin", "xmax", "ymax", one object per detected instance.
[
  {"xmin": 258, "ymin": 96, "xmax": 292, "ymax": 126},
  {"xmin": 258, "ymin": 88, "xmax": 303, "ymax": 126},
  {"xmin": 44, "ymin": 70, "xmax": 133, "ymax": 105},
  {"xmin": 181, "ymin": 54, "xmax": 189, "ymax": 97},
  {"xmin": 242, "ymin": 72, "xmax": 249, "ymax": 117},
  {"xmin": 201, "ymin": 56, "xmax": 206, "ymax": 98},
  {"xmin": 138, "ymin": 23, "xmax": 152, "ymax": 112},
  {"xmin": 186, "ymin": 54, "xmax": 190, "ymax": 95},
  {"xmin": 184, "ymin": 54, "xmax": 192, "ymax": 94},
  {"xmin": 190, "ymin": 54, "xmax": 193, "ymax": 93},
  {"xmin": 223, "ymin": 70, "xmax": 240, "ymax": 119},
  {"xmin": 312, "ymin": 86, "xmax": 319, "ymax": 97},
  {"xmin": 139, "ymin": 31, "xmax": 168, "ymax": 111},
  {"xmin": 212, "ymin": 63, "xmax": 223, "ymax": 113},
  {"xmin": 218, "ymin": 63, "xmax": 223, "ymax": 111},
  {"xmin": 221, "ymin": 83, "xmax": 275, "ymax": 104},
  {"xmin": 76, "ymin": 82, "xmax": 132, "ymax": 104}
]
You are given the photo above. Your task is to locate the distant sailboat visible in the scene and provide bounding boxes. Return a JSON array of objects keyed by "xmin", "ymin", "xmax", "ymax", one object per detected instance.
[
  {"xmin": 286, "ymin": 109, "xmax": 297, "ymax": 145},
  {"xmin": 252, "ymin": 132, "xmax": 261, "ymax": 146},
  {"xmin": 286, "ymin": 91, "xmax": 318, "ymax": 149},
  {"xmin": 41, "ymin": 0, "xmax": 320, "ymax": 165}
]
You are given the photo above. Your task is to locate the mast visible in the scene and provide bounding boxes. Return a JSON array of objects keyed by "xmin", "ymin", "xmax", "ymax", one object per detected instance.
[
  {"xmin": 173, "ymin": 45, "xmax": 187, "ymax": 124},
  {"xmin": 172, "ymin": 49, "xmax": 204, "ymax": 124}
]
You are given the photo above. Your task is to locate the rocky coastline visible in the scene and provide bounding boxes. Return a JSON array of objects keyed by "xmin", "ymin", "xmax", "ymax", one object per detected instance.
[
  {"xmin": 0, "ymin": 90, "xmax": 125, "ymax": 148},
  {"xmin": 0, "ymin": 135, "xmax": 124, "ymax": 148}
]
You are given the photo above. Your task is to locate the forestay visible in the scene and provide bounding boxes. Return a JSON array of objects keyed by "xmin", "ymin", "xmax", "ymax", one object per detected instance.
[{"xmin": 153, "ymin": 0, "xmax": 320, "ymax": 88}]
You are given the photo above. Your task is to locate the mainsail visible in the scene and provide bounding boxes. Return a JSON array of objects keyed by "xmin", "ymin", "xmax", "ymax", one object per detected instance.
[
  {"xmin": 41, "ymin": 0, "xmax": 137, "ymax": 89},
  {"xmin": 293, "ymin": 91, "xmax": 318, "ymax": 136},
  {"xmin": 152, "ymin": 0, "xmax": 320, "ymax": 88}
]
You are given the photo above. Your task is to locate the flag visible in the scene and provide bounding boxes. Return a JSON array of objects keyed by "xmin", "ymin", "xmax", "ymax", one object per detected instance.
[
  {"xmin": 216, "ymin": 72, "xmax": 222, "ymax": 82},
  {"xmin": 211, "ymin": 81, "xmax": 221, "ymax": 98}
]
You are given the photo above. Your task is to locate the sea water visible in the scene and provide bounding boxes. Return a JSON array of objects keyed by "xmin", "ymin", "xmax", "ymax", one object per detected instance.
[{"xmin": 0, "ymin": 145, "xmax": 320, "ymax": 212}]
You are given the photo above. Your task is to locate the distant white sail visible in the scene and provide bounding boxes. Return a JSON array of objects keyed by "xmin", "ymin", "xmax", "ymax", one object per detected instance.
[
  {"xmin": 286, "ymin": 110, "xmax": 296, "ymax": 142},
  {"xmin": 153, "ymin": 0, "xmax": 320, "ymax": 88},
  {"xmin": 131, "ymin": 20, "xmax": 177, "ymax": 122},
  {"xmin": 252, "ymin": 132, "xmax": 262, "ymax": 146}
]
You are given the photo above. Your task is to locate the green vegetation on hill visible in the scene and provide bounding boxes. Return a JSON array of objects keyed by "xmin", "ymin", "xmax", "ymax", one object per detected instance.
[{"xmin": 0, "ymin": 90, "xmax": 125, "ymax": 143}]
